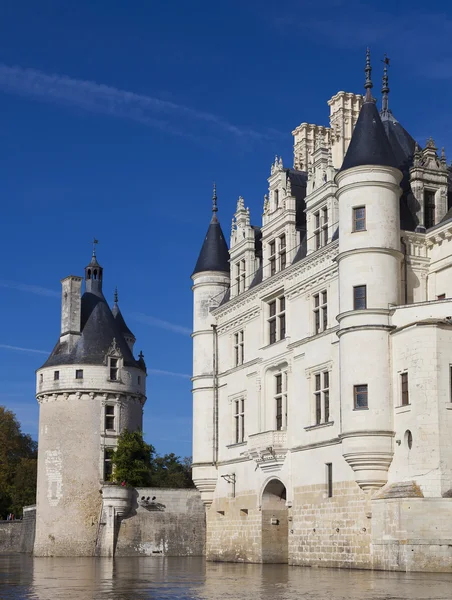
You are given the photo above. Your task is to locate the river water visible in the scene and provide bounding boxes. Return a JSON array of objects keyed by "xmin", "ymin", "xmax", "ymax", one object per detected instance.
[{"xmin": 1, "ymin": 555, "xmax": 452, "ymax": 600}]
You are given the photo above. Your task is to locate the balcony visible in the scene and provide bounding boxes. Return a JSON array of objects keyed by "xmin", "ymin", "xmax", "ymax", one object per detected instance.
[{"xmin": 244, "ymin": 430, "xmax": 288, "ymax": 473}]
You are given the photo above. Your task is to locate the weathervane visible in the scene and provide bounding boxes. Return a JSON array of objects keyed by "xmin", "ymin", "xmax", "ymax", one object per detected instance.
[{"xmin": 92, "ymin": 238, "xmax": 99, "ymax": 258}]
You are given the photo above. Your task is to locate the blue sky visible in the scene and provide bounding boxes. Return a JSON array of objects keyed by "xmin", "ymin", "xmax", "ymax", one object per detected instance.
[{"xmin": 1, "ymin": 0, "xmax": 452, "ymax": 457}]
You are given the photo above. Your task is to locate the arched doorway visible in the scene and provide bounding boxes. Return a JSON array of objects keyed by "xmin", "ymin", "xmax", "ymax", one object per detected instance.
[{"xmin": 261, "ymin": 479, "xmax": 288, "ymax": 563}]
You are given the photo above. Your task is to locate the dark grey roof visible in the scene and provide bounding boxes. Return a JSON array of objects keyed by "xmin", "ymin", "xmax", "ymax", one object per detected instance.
[
  {"xmin": 292, "ymin": 230, "xmax": 308, "ymax": 264},
  {"xmin": 341, "ymin": 100, "xmax": 397, "ymax": 172},
  {"xmin": 192, "ymin": 217, "xmax": 230, "ymax": 276},
  {"xmin": 249, "ymin": 264, "xmax": 263, "ymax": 289},
  {"xmin": 112, "ymin": 302, "xmax": 136, "ymax": 340},
  {"xmin": 42, "ymin": 290, "xmax": 143, "ymax": 370}
]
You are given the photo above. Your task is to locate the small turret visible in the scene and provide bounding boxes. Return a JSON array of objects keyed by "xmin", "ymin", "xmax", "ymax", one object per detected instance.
[
  {"xmin": 85, "ymin": 239, "xmax": 103, "ymax": 295},
  {"xmin": 192, "ymin": 184, "xmax": 230, "ymax": 276},
  {"xmin": 112, "ymin": 288, "xmax": 136, "ymax": 352}
]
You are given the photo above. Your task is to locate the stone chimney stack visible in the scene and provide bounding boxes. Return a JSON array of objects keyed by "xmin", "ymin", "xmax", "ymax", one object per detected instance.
[{"xmin": 60, "ymin": 275, "xmax": 82, "ymax": 347}]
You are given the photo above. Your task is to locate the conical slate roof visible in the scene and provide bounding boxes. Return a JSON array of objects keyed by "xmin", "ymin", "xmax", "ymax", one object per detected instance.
[
  {"xmin": 341, "ymin": 97, "xmax": 397, "ymax": 172},
  {"xmin": 192, "ymin": 216, "xmax": 230, "ymax": 276},
  {"xmin": 42, "ymin": 289, "xmax": 143, "ymax": 370},
  {"xmin": 112, "ymin": 298, "xmax": 136, "ymax": 341}
]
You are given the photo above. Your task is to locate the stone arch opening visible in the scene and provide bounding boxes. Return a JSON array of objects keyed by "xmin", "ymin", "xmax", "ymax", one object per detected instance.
[{"xmin": 261, "ymin": 478, "xmax": 288, "ymax": 563}]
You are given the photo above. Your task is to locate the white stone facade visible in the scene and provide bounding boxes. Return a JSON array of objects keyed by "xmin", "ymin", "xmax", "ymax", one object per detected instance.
[{"xmin": 192, "ymin": 87, "xmax": 452, "ymax": 571}]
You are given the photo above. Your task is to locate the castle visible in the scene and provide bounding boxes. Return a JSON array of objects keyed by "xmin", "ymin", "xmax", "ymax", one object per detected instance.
[{"xmin": 191, "ymin": 51, "xmax": 452, "ymax": 571}]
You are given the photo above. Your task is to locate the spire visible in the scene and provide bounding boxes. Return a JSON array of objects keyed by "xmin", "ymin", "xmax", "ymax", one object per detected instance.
[
  {"xmin": 381, "ymin": 55, "xmax": 390, "ymax": 113},
  {"xmin": 364, "ymin": 47, "xmax": 374, "ymax": 103},
  {"xmin": 211, "ymin": 182, "xmax": 218, "ymax": 223},
  {"xmin": 340, "ymin": 50, "xmax": 397, "ymax": 172},
  {"xmin": 111, "ymin": 286, "xmax": 136, "ymax": 348},
  {"xmin": 193, "ymin": 187, "xmax": 230, "ymax": 276},
  {"xmin": 85, "ymin": 242, "xmax": 103, "ymax": 295}
]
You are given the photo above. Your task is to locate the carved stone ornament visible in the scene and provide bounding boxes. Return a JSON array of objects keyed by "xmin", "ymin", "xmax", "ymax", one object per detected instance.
[{"xmin": 106, "ymin": 338, "xmax": 122, "ymax": 360}]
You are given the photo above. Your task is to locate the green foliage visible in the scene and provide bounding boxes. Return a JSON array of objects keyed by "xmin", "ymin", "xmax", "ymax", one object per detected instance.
[
  {"xmin": 151, "ymin": 453, "xmax": 194, "ymax": 489},
  {"xmin": 111, "ymin": 429, "xmax": 155, "ymax": 487},
  {"xmin": 0, "ymin": 406, "xmax": 37, "ymax": 518},
  {"xmin": 111, "ymin": 429, "xmax": 194, "ymax": 489}
]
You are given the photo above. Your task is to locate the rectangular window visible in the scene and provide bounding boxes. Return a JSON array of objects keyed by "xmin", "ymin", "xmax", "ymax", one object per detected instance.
[
  {"xmin": 275, "ymin": 372, "xmax": 288, "ymax": 430},
  {"xmin": 109, "ymin": 358, "xmax": 118, "ymax": 381},
  {"xmin": 326, "ymin": 463, "xmax": 333, "ymax": 498},
  {"xmin": 75, "ymin": 369, "xmax": 83, "ymax": 379},
  {"xmin": 401, "ymin": 372, "xmax": 409, "ymax": 406},
  {"xmin": 269, "ymin": 241, "xmax": 276, "ymax": 276},
  {"xmin": 279, "ymin": 234, "xmax": 286, "ymax": 271},
  {"xmin": 104, "ymin": 449, "xmax": 114, "ymax": 481},
  {"xmin": 105, "ymin": 405, "xmax": 115, "ymax": 430},
  {"xmin": 353, "ymin": 206, "xmax": 366, "ymax": 232},
  {"xmin": 268, "ymin": 295, "xmax": 286, "ymax": 344},
  {"xmin": 314, "ymin": 208, "xmax": 328, "ymax": 250},
  {"xmin": 353, "ymin": 285, "xmax": 367, "ymax": 310},
  {"xmin": 314, "ymin": 370, "xmax": 330, "ymax": 424},
  {"xmin": 54, "ymin": 371, "xmax": 59, "ymax": 381},
  {"xmin": 424, "ymin": 190, "xmax": 435, "ymax": 229},
  {"xmin": 235, "ymin": 260, "xmax": 246, "ymax": 294},
  {"xmin": 313, "ymin": 290, "xmax": 328, "ymax": 334},
  {"xmin": 234, "ymin": 398, "xmax": 245, "ymax": 443},
  {"xmin": 234, "ymin": 330, "xmax": 245, "ymax": 366},
  {"xmin": 354, "ymin": 384, "xmax": 368, "ymax": 409}
]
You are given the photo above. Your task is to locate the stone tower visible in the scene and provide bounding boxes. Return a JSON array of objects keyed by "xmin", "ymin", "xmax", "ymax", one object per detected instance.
[
  {"xmin": 34, "ymin": 247, "xmax": 147, "ymax": 556},
  {"xmin": 336, "ymin": 51, "xmax": 402, "ymax": 490},
  {"xmin": 191, "ymin": 186, "xmax": 230, "ymax": 507}
]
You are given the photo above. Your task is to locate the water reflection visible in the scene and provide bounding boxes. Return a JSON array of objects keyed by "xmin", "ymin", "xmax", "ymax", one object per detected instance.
[{"xmin": 1, "ymin": 555, "xmax": 452, "ymax": 599}]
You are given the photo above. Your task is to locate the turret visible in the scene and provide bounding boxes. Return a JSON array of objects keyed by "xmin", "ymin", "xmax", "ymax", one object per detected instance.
[
  {"xmin": 336, "ymin": 49, "xmax": 402, "ymax": 491},
  {"xmin": 34, "ymin": 246, "xmax": 147, "ymax": 556},
  {"xmin": 191, "ymin": 186, "xmax": 230, "ymax": 507}
]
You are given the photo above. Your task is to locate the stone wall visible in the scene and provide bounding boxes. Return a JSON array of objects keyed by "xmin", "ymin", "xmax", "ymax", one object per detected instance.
[
  {"xmin": 372, "ymin": 497, "xmax": 452, "ymax": 572},
  {"xmin": 115, "ymin": 488, "xmax": 205, "ymax": 557},
  {"xmin": 290, "ymin": 481, "xmax": 372, "ymax": 568},
  {"xmin": 0, "ymin": 522, "xmax": 22, "ymax": 554},
  {"xmin": 0, "ymin": 506, "xmax": 36, "ymax": 554}
]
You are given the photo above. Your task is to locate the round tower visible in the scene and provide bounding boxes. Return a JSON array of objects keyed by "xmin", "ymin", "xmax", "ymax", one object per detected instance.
[
  {"xmin": 191, "ymin": 186, "xmax": 230, "ymax": 507},
  {"xmin": 336, "ymin": 51, "xmax": 402, "ymax": 491},
  {"xmin": 34, "ymin": 247, "xmax": 147, "ymax": 556}
]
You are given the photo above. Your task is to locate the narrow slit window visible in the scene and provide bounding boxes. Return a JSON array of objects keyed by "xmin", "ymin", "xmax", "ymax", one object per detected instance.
[
  {"xmin": 401, "ymin": 372, "xmax": 409, "ymax": 406},
  {"xmin": 326, "ymin": 463, "xmax": 333, "ymax": 498}
]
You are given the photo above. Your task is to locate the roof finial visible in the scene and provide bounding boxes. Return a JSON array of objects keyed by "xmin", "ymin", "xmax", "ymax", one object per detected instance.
[
  {"xmin": 114, "ymin": 287, "xmax": 118, "ymax": 304},
  {"xmin": 211, "ymin": 182, "xmax": 218, "ymax": 223},
  {"xmin": 381, "ymin": 54, "xmax": 390, "ymax": 113},
  {"xmin": 92, "ymin": 238, "xmax": 99, "ymax": 258},
  {"xmin": 364, "ymin": 47, "xmax": 374, "ymax": 103}
]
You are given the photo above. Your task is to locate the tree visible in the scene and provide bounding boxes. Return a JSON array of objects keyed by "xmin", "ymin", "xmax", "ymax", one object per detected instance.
[
  {"xmin": 151, "ymin": 453, "xmax": 194, "ymax": 488},
  {"xmin": 0, "ymin": 406, "xmax": 37, "ymax": 517},
  {"xmin": 111, "ymin": 429, "xmax": 155, "ymax": 487}
]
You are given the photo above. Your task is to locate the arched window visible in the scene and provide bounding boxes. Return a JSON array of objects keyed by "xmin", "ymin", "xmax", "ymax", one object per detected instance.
[
  {"xmin": 87, "ymin": 269, "xmax": 91, "ymax": 279},
  {"xmin": 93, "ymin": 269, "xmax": 98, "ymax": 280}
]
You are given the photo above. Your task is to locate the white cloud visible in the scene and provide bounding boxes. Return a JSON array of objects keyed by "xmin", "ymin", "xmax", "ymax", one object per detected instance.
[
  {"xmin": 0, "ymin": 344, "xmax": 49, "ymax": 355},
  {"xmin": 147, "ymin": 368, "xmax": 191, "ymax": 379},
  {"xmin": 131, "ymin": 312, "xmax": 191, "ymax": 336},
  {"xmin": 0, "ymin": 279, "xmax": 59, "ymax": 298},
  {"xmin": 0, "ymin": 64, "xmax": 270, "ymax": 140}
]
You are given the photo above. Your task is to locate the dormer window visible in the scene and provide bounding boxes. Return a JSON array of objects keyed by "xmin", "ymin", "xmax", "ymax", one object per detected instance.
[{"xmin": 109, "ymin": 358, "xmax": 119, "ymax": 381}]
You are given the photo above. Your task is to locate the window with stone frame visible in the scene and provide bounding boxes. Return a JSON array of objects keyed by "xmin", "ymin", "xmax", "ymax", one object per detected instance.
[
  {"xmin": 75, "ymin": 369, "xmax": 83, "ymax": 379},
  {"xmin": 401, "ymin": 372, "xmax": 409, "ymax": 406},
  {"xmin": 314, "ymin": 370, "xmax": 330, "ymax": 425},
  {"xmin": 313, "ymin": 290, "xmax": 328, "ymax": 335},
  {"xmin": 233, "ymin": 398, "xmax": 245, "ymax": 444},
  {"xmin": 352, "ymin": 206, "xmax": 366, "ymax": 232},
  {"xmin": 275, "ymin": 371, "xmax": 288, "ymax": 430},
  {"xmin": 109, "ymin": 357, "xmax": 119, "ymax": 381},
  {"xmin": 424, "ymin": 189, "xmax": 436, "ymax": 229},
  {"xmin": 105, "ymin": 405, "xmax": 115, "ymax": 431},
  {"xmin": 314, "ymin": 207, "xmax": 329, "ymax": 250},
  {"xmin": 104, "ymin": 448, "xmax": 114, "ymax": 481},
  {"xmin": 235, "ymin": 259, "xmax": 246, "ymax": 294},
  {"xmin": 268, "ymin": 295, "xmax": 286, "ymax": 345},
  {"xmin": 269, "ymin": 241, "xmax": 277, "ymax": 276},
  {"xmin": 354, "ymin": 384, "xmax": 368, "ymax": 409},
  {"xmin": 234, "ymin": 330, "xmax": 245, "ymax": 367},
  {"xmin": 353, "ymin": 285, "xmax": 367, "ymax": 310}
]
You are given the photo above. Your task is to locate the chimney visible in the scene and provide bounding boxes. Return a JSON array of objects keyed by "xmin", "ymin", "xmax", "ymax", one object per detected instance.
[{"xmin": 60, "ymin": 276, "xmax": 82, "ymax": 348}]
